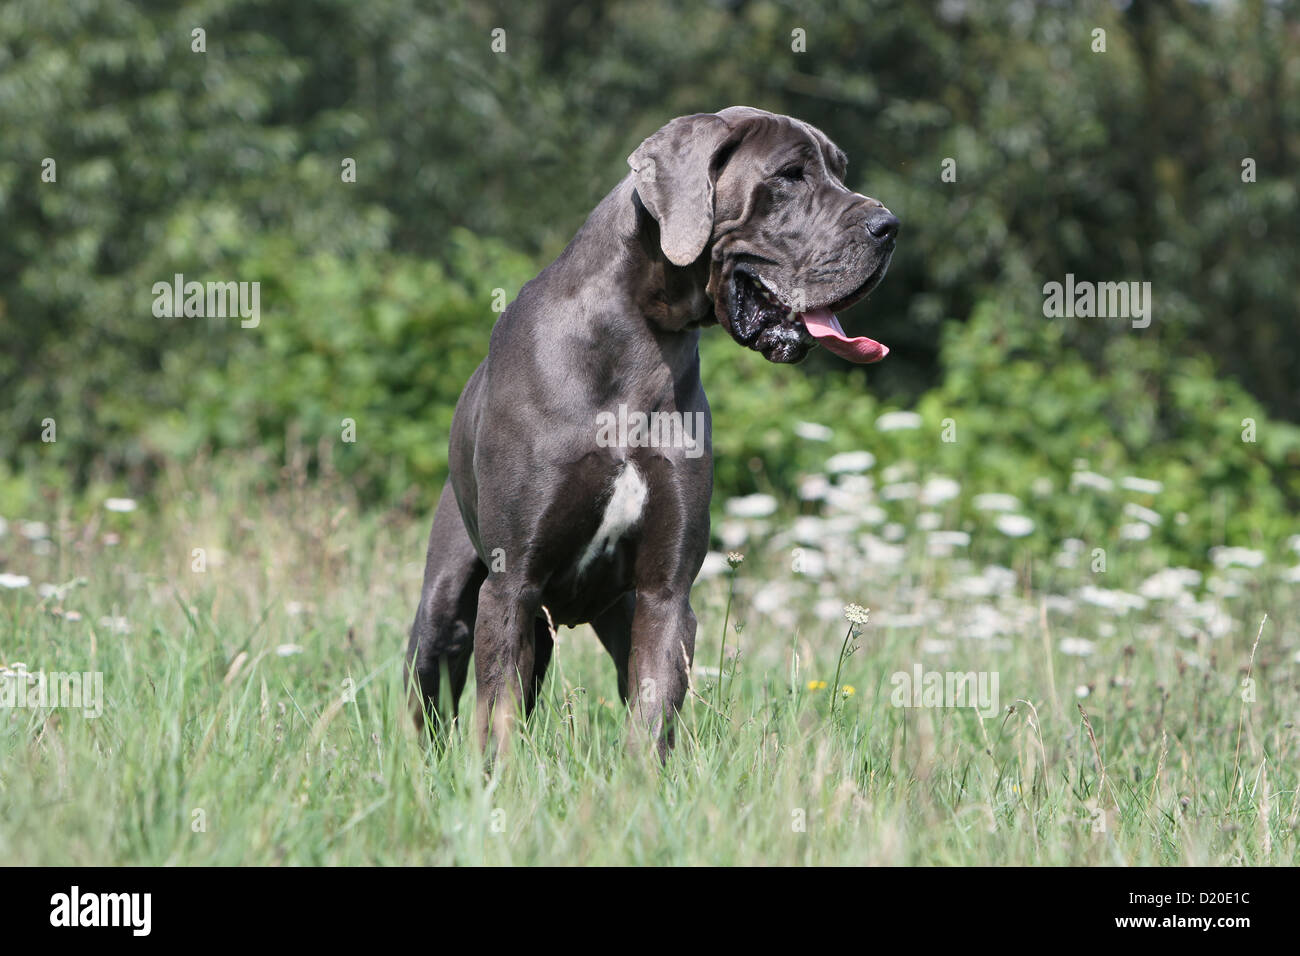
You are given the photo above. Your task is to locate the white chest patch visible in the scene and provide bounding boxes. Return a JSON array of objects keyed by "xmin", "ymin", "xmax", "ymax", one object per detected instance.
[{"xmin": 578, "ymin": 461, "xmax": 648, "ymax": 574}]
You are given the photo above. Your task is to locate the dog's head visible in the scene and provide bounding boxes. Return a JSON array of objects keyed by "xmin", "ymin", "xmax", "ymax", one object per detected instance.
[{"xmin": 629, "ymin": 106, "xmax": 898, "ymax": 364}]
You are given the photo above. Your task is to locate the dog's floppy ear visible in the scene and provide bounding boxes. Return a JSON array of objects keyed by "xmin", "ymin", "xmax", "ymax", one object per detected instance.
[{"xmin": 628, "ymin": 113, "xmax": 742, "ymax": 267}]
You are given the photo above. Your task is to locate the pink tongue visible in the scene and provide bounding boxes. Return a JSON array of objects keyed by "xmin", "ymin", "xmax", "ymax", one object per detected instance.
[{"xmin": 799, "ymin": 308, "xmax": 889, "ymax": 364}]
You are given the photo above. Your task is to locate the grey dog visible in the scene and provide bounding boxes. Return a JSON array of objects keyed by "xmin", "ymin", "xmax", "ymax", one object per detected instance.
[{"xmin": 406, "ymin": 106, "xmax": 898, "ymax": 758}]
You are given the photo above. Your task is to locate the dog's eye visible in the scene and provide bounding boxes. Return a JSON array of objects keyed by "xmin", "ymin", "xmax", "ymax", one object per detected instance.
[{"xmin": 775, "ymin": 166, "xmax": 805, "ymax": 182}]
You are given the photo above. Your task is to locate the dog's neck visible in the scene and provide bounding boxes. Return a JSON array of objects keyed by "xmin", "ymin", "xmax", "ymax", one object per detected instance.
[
  {"xmin": 562, "ymin": 177, "xmax": 716, "ymax": 336},
  {"xmin": 627, "ymin": 182, "xmax": 717, "ymax": 334},
  {"xmin": 506, "ymin": 178, "xmax": 709, "ymax": 408}
]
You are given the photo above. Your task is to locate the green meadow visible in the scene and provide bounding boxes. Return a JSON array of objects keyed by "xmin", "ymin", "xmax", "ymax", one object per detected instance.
[{"xmin": 2, "ymin": 448, "xmax": 1295, "ymax": 866}]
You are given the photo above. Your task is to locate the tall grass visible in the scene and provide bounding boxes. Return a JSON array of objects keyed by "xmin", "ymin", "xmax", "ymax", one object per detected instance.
[{"xmin": 0, "ymin": 457, "xmax": 1295, "ymax": 865}]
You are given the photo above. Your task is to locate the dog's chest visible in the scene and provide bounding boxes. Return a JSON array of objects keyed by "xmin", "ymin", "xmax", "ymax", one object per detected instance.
[
  {"xmin": 535, "ymin": 461, "xmax": 645, "ymax": 624},
  {"xmin": 577, "ymin": 461, "xmax": 648, "ymax": 574}
]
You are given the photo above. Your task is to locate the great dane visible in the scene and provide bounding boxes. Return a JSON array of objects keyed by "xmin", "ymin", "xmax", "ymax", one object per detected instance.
[{"xmin": 406, "ymin": 106, "xmax": 898, "ymax": 759}]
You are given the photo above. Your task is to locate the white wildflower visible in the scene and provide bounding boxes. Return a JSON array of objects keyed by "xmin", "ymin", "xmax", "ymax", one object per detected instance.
[
  {"xmin": 1043, "ymin": 595, "xmax": 1076, "ymax": 614},
  {"xmin": 1120, "ymin": 476, "xmax": 1164, "ymax": 495},
  {"xmin": 856, "ymin": 504, "xmax": 887, "ymax": 526},
  {"xmin": 825, "ymin": 450, "xmax": 875, "ymax": 473},
  {"xmin": 843, "ymin": 603, "xmax": 871, "ymax": 626},
  {"xmin": 1139, "ymin": 568, "xmax": 1201, "ymax": 600},
  {"xmin": 814, "ymin": 598, "xmax": 846, "ymax": 621},
  {"xmin": 1077, "ymin": 585, "xmax": 1147, "ymax": 614},
  {"xmin": 1059, "ymin": 637, "xmax": 1097, "ymax": 657},
  {"xmin": 1209, "ymin": 546, "xmax": 1266, "ymax": 569},
  {"xmin": 1070, "ymin": 471, "xmax": 1114, "ymax": 492},
  {"xmin": 963, "ymin": 605, "xmax": 1014, "ymax": 640},
  {"xmin": 861, "ymin": 535, "xmax": 906, "ymax": 564},
  {"xmin": 1206, "ymin": 575, "xmax": 1243, "ymax": 598},
  {"xmin": 19, "ymin": 521, "xmax": 49, "ymax": 540},
  {"xmin": 793, "ymin": 549, "xmax": 826, "ymax": 576},
  {"xmin": 972, "ymin": 493, "xmax": 1021, "ymax": 512},
  {"xmin": 875, "ymin": 411, "xmax": 923, "ymax": 431},
  {"xmin": 725, "ymin": 494, "xmax": 778, "ymax": 518},
  {"xmin": 994, "ymin": 514, "xmax": 1035, "ymax": 537},
  {"xmin": 798, "ymin": 474, "xmax": 831, "ymax": 501},
  {"xmin": 920, "ymin": 476, "xmax": 961, "ymax": 505},
  {"xmin": 916, "ymin": 512, "xmax": 942, "ymax": 531},
  {"xmin": 880, "ymin": 482, "xmax": 918, "ymax": 502},
  {"xmin": 718, "ymin": 520, "xmax": 749, "ymax": 550},
  {"xmin": 1122, "ymin": 502, "xmax": 1162, "ymax": 526},
  {"xmin": 791, "ymin": 516, "xmax": 827, "ymax": 545},
  {"xmin": 794, "ymin": 421, "xmax": 833, "ymax": 442},
  {"xmin": 928, "ymin": 530, "xmax": 970, "ymax": 548}
]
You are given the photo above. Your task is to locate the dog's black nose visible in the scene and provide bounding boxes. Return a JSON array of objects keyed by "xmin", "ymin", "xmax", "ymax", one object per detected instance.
[{"xmin": 866, "ymin": 209, "xmax": 900, "ymax": 241}]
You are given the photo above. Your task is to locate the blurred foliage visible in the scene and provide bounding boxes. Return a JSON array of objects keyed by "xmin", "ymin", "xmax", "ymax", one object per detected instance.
[
  {"xmin": 0, "ymin": 0, "xmax": 1297, "ymax": 561},
  {"xmin": 705, "ymin": 304, "xmax": 1300, "ymax": 568}
]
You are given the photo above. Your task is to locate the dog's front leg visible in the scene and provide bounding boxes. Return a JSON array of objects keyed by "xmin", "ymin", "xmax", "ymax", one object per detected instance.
[
  {"xmin": 472, "ymin": 576, "xmax": 540, "ymax": 760},
  {"xmin": 626, "ymin": 590, "xmax": 697, "ymax": 762}
]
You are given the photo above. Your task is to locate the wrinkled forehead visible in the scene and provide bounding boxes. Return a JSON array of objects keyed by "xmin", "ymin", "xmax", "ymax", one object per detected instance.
[
  {"xmin": 738, "ymin": 118, "xmax": 847, "ymax": 180},
  {"xmin": 727, "ymin": 111, "xmax": 849, "ymax": 180}
]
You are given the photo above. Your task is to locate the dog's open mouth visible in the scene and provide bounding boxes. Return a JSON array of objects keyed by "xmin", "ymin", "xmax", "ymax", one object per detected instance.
[{"xmin": 728, "ymin": 268, "xmax": 889, "ymax": 364}]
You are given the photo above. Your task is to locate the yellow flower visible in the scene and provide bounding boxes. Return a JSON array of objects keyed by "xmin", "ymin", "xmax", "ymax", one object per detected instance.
[
  {"xmin": 806, "ymin": 679, "xmax": 827, "ymax": 690},
  {"xmin": 840, "ymin": 685, "xmax": 856, "ymax": 697}
]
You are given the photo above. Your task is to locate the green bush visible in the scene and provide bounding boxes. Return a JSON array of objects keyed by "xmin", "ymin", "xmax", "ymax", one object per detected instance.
[
  {"xmin": 703, "ymin": 300, "xmax": 1300, "ymax": 572},
  {"xmin": 0, "ymin": 229, "xmax": 533, "ymax": 512},
  {"xmin": 164, "ymin": 229, "xmax": 533, "ymax": 501}
]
